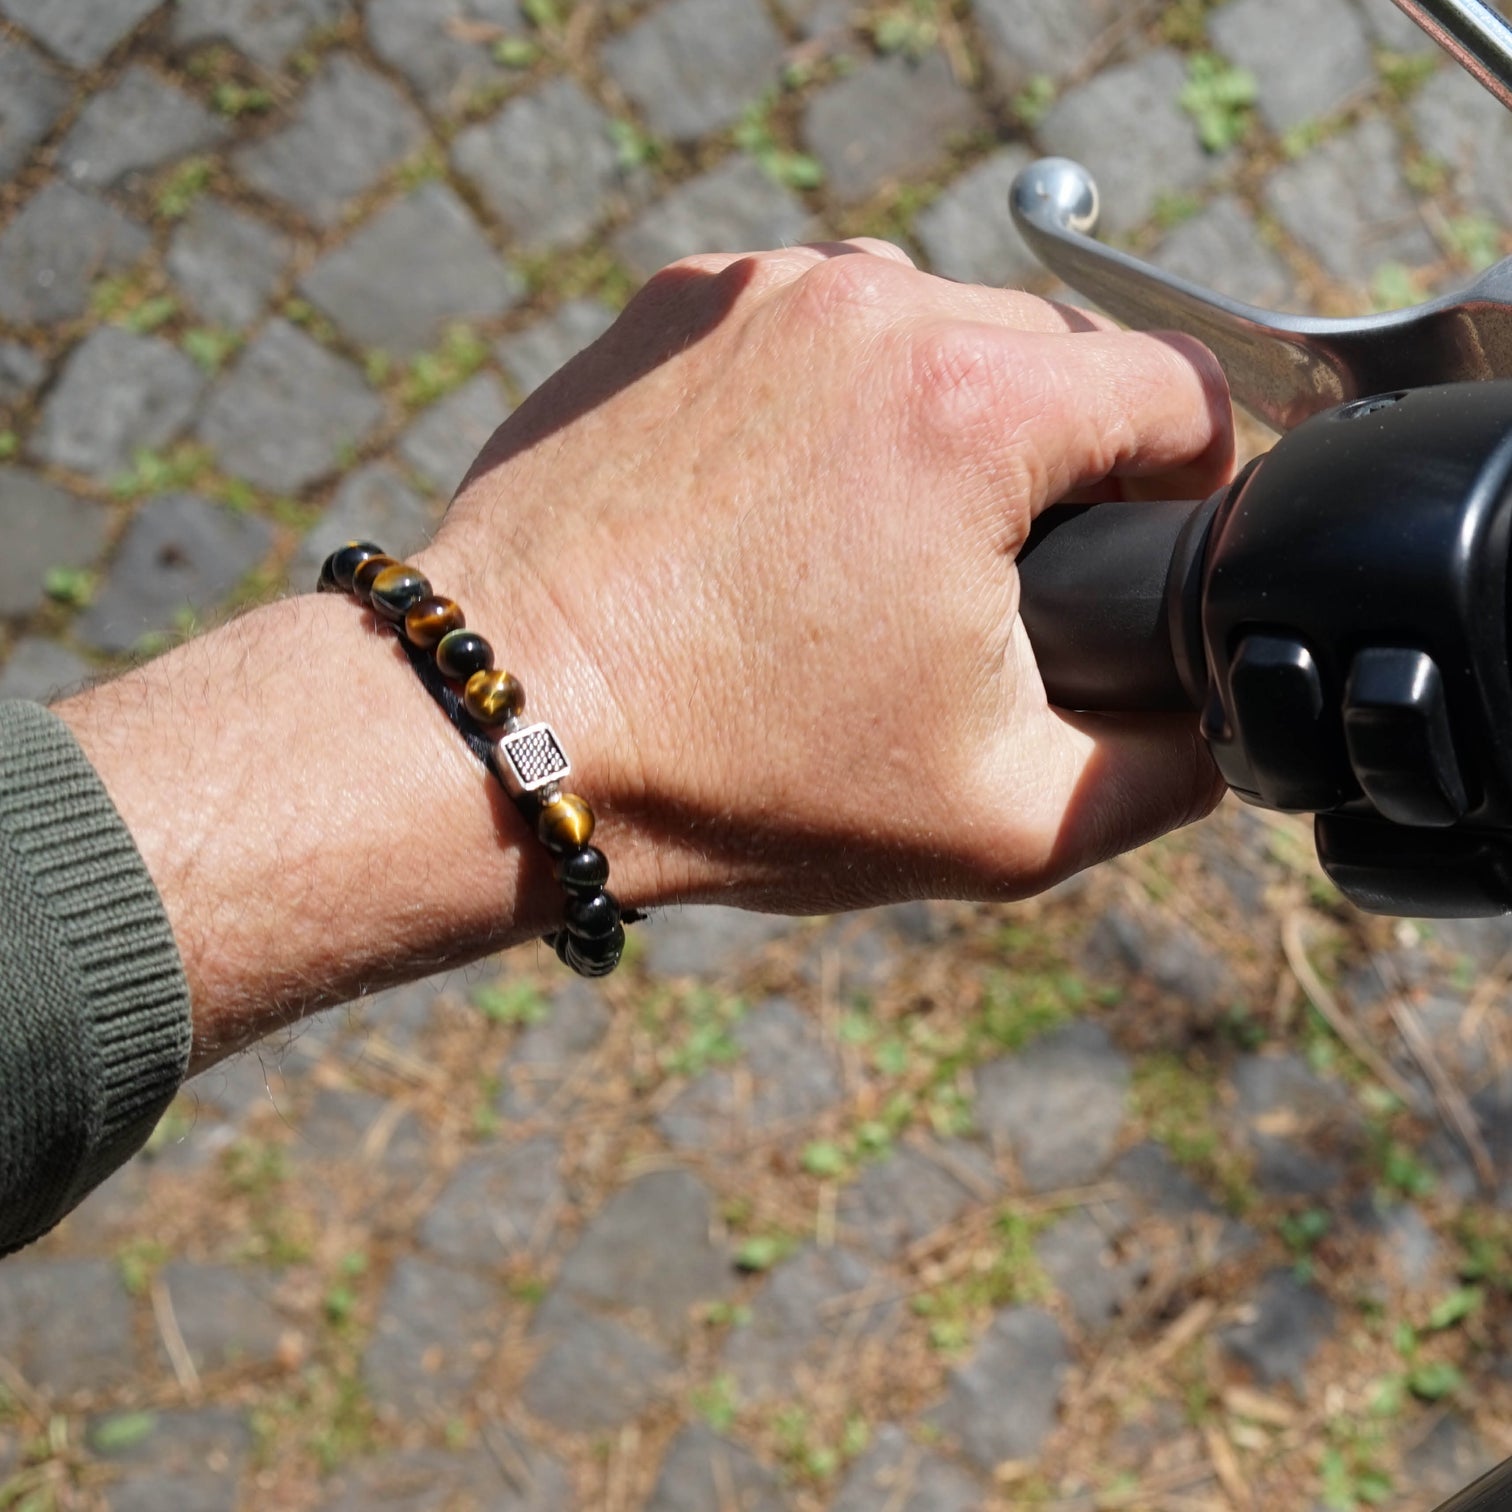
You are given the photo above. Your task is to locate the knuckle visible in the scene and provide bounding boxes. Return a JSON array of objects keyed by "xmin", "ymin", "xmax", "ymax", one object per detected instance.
[
  {"xmin": 787, "ymin": 250, "xmax": 902, "ymax": 325},
  {"xmin": 908, "ymin": 322, "xmax": 1024, "ymax": 447}
]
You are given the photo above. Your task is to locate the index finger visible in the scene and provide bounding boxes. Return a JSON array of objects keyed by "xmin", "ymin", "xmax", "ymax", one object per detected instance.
[{"xmin": 913, "ymin": 321, "xmax": 1235, "ymax": 533}]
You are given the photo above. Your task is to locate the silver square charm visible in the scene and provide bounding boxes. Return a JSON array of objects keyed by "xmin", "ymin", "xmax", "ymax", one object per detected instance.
[{"xmin": 493, "ymin": 722, "xmax": 571, "ymax": 795}]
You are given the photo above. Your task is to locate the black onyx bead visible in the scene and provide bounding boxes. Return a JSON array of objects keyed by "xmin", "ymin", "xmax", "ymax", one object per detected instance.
[
  {"xmin": 435, "ymin": 628, "xmax": 494, "ymax": 680},
  {"xmin": 550, "ymin": 929, "xmax": 573, "ymax": 966},
  {"xmin": 368, "ymin": 563, "xmax": 432, "ymax": 621},
  {"xmin": 557, "ymin": 845, "xmax": 609, "ymax": 894},
  {"xmin": 566, "ymin": 946, "xmax": 617, "ymax": 979},
  {"xmin": 329, "ymin": 541, "xmax": 385, "ymax": 592},
  {"xmin": 569, "ymin": 919, "xmax": 625, "ymax": 970},
  {"xmin": 565, "ymin": 888, "xmax": 619, "ymax": 941}
]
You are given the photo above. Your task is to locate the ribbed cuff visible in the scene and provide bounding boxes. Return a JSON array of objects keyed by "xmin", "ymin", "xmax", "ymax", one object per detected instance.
[{"xmin": 0, "ymin": 700, "xmax": 191, "ymax": 1254}]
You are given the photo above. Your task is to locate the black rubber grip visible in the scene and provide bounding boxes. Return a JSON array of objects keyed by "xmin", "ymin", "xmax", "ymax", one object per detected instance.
[{"xmin": 1017, "ymin": 497, "xmax": 1212, "ymax": 712}]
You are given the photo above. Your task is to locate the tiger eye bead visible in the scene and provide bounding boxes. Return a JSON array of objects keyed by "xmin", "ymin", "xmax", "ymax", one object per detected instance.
[
  {"xmin": 537, "ymin": 792, "xmax": 595, "ymax": 853},
  {"xmin": 464, "ymin": 668, "xmax": 525, "ymax": 726},
  {"xmin": 368, "ymin": 563, "xmax": 432, "ymax": 621},
  {"xmin": 435, "ymin": 629, "xmax": 494, "ymax": 680},
  {"xmin": 557, "ymin": 845, "xmax": 609, "ymax": 894},
  {"xmin": 351, "ymin": 553, "xmax": 398, "ymax": 601},
  {"xmin": 403, "ymin": 595, "xmax": 464, "ymax": 649},
  {"xmin": 565, "ymin": 888, "xmax": 619, "ymax": 940},
  {"xmin": 330, "ymin": 540, "xmax": 384, "ymax": 591}
]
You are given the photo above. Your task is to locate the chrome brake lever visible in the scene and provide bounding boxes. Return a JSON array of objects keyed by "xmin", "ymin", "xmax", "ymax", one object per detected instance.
[{"xmin": 1009, "ymin": 157, "xmax": 1512, "ymax": 432}]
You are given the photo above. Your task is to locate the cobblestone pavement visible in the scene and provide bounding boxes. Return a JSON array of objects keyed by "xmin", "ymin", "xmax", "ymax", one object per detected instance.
[{"xmin": 5, "ymin": 0, "xmax": 1512, "ymax": 1508}]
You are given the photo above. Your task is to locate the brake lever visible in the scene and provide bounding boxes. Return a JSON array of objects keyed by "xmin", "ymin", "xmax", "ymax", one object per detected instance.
[{"xmin": 1009, "ymin": 156, "xmax": 1512, "ymax": 432}]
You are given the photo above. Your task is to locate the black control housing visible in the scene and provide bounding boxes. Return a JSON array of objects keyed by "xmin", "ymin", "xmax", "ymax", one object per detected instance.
[{"xmin": 1017, "ymin": 381, "xmax": 1512, "ymax": 917}]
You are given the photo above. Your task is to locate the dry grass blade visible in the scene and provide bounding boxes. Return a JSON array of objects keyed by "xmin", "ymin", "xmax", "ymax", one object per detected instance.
[
  {"xmin": 1280, "ymin": 911, "xmax": 1417, "ymax": 1105},
  {"xmin": 1203, "ymin": 1422, "xmax": 1251, "ymax": 1510},
  {"xmin": 150, "ymin": 1274, "xmax": 201, "ymax": 1400},
  {"xmin": 1373, "ymin": 954, "xmax": 1496, "ymax": 1192}
]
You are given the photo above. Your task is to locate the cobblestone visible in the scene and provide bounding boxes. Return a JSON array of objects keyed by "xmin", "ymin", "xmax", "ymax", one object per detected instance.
[
  {"xmin": 656, "ymin": 996, "xmax": 842, "ymax": 1149},
  {"xmin": 166, "ymin": 199, "xmax": 291, "ymax": 330},
  {"xmin": 293, "ymin": 464, "xmax": 435, "ymax": 584},
  {"xmin": 1364, "ymin": 0, "xmax": 1439, "ymax": 52},
  {"xmin": 722, "ymin": 1245, "xmax": 898, "ymax": 1400},
  {"xmin": 76, "ymin": 493, "xmax": 274, "ymax": 653},
  {"xmin": 1037, "ymin": 48, "xmax": 1216, "ymax": 235},
  {"xmin": 1221, "ymin": 1269, "xmax": 1334, "ymax": 1389},
  {"xmin": 0, "ymin": 469, "xmax": 109, "ymax": 618},
  {"xmin": 976, "ymin": 1020, "xmax": 1130, "ymax": 1191},
  {"xmin": 1265, "ymin": 116, "xmax": 1437, "ymax": 283},
  {"xmin": 396, "ymin": 372, "xmax": 510, "ymax": 497},
  {"xmin": 58, "ymin": 65, "xmax": 226, "ymax": 192},
  {"xmin": 361, "ymin": 1257, "xmax": 497, "ymax": 1418},
  {"xmin": 522, "ymin": 1298, "xmax": 678, "ymax": 1430},
  {"xmin": 451, "ymin": 79, "xmax": 626, "ymax": 253},
  {"xmin": 366, "ymin": 0, "xmax": 524, "ymax": 116},
  {"xmin": 972, "ymin": 0, "xmax": 1118, "ymax": 97},
  {"xmin": 292, "ymin": 1083, "xmax": 424, "ymax": 1168},
  {"xmin": 30, "ymin": 327, "xmax": 206, "ymax": 481},
  {"xmin": 641, "ymin": 906, "xmax": 794, "ymax": 977},
  {"xmin": 0, "ymin": 37, "xmax": 71, "ymax": 184},
  {"xmin": 613, "ymin": 157, "xmax": 812, "ymax": 281},
  {"xmin": 232, "ymin": 57, "xmax": 426, "ymax": 229},
  {"xmin": 0, "ymin": 0, "xmax": 160, "ymax": 68},
  {"xmin": 301, "ymin": 183, "xmax": 523, "ymax": 357},
  {"xmin": 0, "ymin": 638, "xmax": 91, "ymax": 702},
  {"xmin": 197, "ymin": 319, "xmax": 383, "ymax": 493},
  {"xmin": 156, "ymin": 1262, "xmax": 284, "ymax": 1374},
  {"xmin": 802, "ymin": 52, "xmax": 980, "ymax": 207},
  {"xmin": 497, "ymin": 300, "xmax": 617, "ymax": 398},
  {"xmin": 1035, "ymin": 1205, "xmax": 1147, "ymax": 1335},
  {"xmin": 1413, "ymin": 64, "xmax": 1512, "ymax": 227},
  {"xmin": 603, "ymin": 0, "xmax": 786, "ymax": 143},
  {"xmin": 419, "ymin": 1133, "xmax": 563, "ymax": 1268},
  {"xmin": 0, "ymin": 342, "xmax": 46, "ymax": 410},
  {"xmin": 1210, "ymin": 0, "xmax": 1375, "ymax": 134},
  {"xmin": 840, "ymin": 1140, "xmax": 1000, "ymax": 1258},
  {"xmin": 929, "ymin": 1307, "xmax": 1071, "ymax": 1469},
  {"xmin": 0, "ymin": 183, "xmax": 150, "ymax": 326},
  {"xmin": 90, "ymin": 1408, "xmax": 250, "ymax": 1512},
  {"xmin": 831, "ymin": 1424, "xmax": 982, "ymax": 1512},
  {"xmin": 319, "ymin": 1439, "xmax": 570, "ymax": 1511},
  {"xmin": 915, "ymin": 146, "xmax": 1043, "ymax": 290},
  {"xmin": 0, "ymin": 1259, "xmax": 138, "ymax": 1395},
  {"xmin": 171, "ymin": 0, "xmax": 352, "ymax": 69},
  {"xmin": 1154, "ymin": 196, "xmax": 1291, "ymax": 309},
  {"xmin": 645, "ymin": 1426, "xmax": 788, "ymax": 1512},
  {"xmin": 1080, "ymin": 906, "xmax": 1238, "ymax": 1019},
  {"xmin": 1403, "ymin": 1415, "xmax": 1500, "ymax": 1504},
  {"xmin": 549, "ymin": 1168, "xmax": 734, "ymax": 1343},
  {"xmin": 495, "ymin": 980, "xmax": 611, "ymax": 1118},
  {"xmin": 1229, "ymin": 1051, "xmax": 1357, "ymax": 1198}
]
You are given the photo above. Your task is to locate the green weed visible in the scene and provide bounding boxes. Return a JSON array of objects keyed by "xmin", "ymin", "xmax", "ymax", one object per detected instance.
[{"xmin": 1179, "ymin": 53, "xmax": 1258, "ymax": 153}]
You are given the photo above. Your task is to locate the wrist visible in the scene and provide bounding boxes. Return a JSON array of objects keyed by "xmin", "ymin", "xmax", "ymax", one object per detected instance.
[{"xmin": 57, "ymin": 581, "xmax": 563, "ymax": 1070}]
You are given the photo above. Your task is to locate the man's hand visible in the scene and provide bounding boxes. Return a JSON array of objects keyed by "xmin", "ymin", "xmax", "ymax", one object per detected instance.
[
  {"xmin": 421, "ymin": 241, "xmax": 1234, "ymax": 915},
  {"xmin": 61, "ymin": 241, "xmax": 1233, "ymax": 1068}
]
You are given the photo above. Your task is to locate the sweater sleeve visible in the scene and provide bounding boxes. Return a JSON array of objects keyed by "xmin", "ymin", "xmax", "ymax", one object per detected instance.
[{"xmin": 0, "ymin": 700, "xmax": 192, "ymax": 1255}]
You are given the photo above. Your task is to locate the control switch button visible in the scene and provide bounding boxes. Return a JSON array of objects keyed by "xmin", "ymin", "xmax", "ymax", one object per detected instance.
[
  {"xmin": 1228, "ymin": 634, "xmax": 1341, "ymax": 811},
  {"xmin": 1343, "ymin": 648, "xmax": 1467, "ymax": 828}
]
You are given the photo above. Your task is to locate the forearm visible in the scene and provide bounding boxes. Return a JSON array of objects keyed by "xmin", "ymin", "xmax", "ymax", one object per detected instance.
[{"xmin": 53, "ymin": 551, "xmax": 659, "ymax": 1076}]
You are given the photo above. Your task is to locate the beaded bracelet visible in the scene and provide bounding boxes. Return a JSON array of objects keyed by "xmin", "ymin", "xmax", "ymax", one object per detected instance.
[{"xmin": 317, "ymin": 541, "xmax": 628, "ymax": 978}]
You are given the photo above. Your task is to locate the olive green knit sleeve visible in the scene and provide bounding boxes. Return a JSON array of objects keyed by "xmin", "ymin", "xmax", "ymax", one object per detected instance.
[{"xmin": 0, "ymin": 700, "xmax": 191, "ymax": 1256}]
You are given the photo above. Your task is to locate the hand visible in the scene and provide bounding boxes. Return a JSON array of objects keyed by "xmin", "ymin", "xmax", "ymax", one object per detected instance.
[
  {"xmin": 420, "ymin": 240, "xmax": 1235, "ymax": 915},
  {"xmin": 60, "ymin": 240, "xmax": 1233, "ymax": 1067}
]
